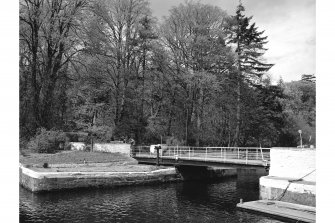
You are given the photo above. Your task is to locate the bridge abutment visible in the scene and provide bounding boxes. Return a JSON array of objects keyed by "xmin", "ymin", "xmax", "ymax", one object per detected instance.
[
  {"xmin": 175, "ymin": 165, "xmax": 237, "ymax": 181},
  {"xmin": 259, "ymin": 147, "xmax": 316, "ymax": 207}
]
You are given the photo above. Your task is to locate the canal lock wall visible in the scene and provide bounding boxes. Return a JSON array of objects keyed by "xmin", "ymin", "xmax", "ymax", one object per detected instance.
[
  {"xmin": 259, "ymin": 148, "xmax": 316, "ymax": 207},
  {"xmin": 19, "ymin": 164, "xmax": 237, "ymax": 193}
]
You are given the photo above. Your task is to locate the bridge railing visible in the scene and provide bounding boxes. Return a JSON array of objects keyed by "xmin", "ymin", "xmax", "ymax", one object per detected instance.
[{"xmin": 132, "ymin": 146, "xmax": 270, "ymax": 164}]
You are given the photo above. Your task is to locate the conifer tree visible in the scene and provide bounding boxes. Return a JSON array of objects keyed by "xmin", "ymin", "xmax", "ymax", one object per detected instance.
[{"xmin": 228, "ymin": 1, "xmax": 274, "ymax": 146}]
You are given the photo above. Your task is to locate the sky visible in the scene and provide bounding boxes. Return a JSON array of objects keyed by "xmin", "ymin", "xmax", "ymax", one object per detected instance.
[{"xmin": 148, "ymin": 0, "xmax": 316, "ymax": 83}]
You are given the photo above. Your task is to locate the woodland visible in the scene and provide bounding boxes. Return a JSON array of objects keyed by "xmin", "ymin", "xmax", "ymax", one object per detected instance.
[{"xmin": 19, "ymin": 0, "xmax": 316, "ymax": 151}]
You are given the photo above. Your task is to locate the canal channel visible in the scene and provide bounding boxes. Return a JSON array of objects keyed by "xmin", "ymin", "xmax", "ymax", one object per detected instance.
[{"xmin": 20, "ymin": 168, "xmax": 285, "ymax": 223}]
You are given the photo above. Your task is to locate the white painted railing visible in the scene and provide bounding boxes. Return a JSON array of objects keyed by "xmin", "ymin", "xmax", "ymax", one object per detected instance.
[{"xmin": 132, "ymin": 146, "xmax": 270, "ymax": 165}]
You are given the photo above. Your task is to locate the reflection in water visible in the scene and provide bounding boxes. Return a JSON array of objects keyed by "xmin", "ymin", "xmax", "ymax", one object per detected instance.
[
  {"xmin": 237, "ymin": 168, "xmax": 269, "ymax": 202},
  {"xmin": 20, "ymin": 168, "xmax": 283, "ymax": 223}
]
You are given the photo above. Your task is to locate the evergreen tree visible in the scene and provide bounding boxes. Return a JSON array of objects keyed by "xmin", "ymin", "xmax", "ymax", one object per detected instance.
[
  {"xmin": 228, "ymin": 1, "xmax": 274, "ymax": 146},
  {"xmin": 301, "ymin": 74, "xmax": 316, "ymax": 83}
]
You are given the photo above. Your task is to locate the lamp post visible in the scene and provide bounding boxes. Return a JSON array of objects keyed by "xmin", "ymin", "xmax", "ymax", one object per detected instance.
[{"xmin": 298, "ymin": 130, "xmax": 302, "ymax": 148}]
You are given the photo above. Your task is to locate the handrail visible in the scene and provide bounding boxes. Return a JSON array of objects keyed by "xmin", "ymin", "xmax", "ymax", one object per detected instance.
[{"xmin": 132, "ymin": 146, "xmax": 271, "ymax": 166}]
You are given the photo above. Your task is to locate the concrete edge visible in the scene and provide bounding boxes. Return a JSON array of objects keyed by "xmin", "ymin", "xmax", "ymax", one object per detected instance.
[
  {"xmin": 19, "ymin": 163, "xmax": 176, "ymax": 179},
  {"xmin": 260, "ymin": 176, "xmax": 316, "ymax": 195}
]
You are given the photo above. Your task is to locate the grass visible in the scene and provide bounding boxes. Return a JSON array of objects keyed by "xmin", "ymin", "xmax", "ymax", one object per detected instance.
[
  {"xmin": 20, "ymin": 150, "xmax": 136, "ymax": 165},
  {"xmin": 19, "ymin": 150, "xmax": 168, "ymax": 172}
]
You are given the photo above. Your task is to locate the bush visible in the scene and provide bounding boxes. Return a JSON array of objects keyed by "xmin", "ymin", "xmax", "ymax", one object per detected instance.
[
  {"xmin": 87, "ymin": 125, "xmax": 114, "ymax": 143},
  {"xmin": 27, "ymin": 128, "xmax": 66, "ymax": 153},
  {"xmin": 84, "ymin": 145, "xmax": 92, "ymax": 152},
  {"xmin": 166, "ymin": 136, "xmax": 184, "ymax": 146}
]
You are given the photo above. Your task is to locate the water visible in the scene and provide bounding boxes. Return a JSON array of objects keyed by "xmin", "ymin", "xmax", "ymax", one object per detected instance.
[{"xmin": 20, "ymin": 169, "xmax": 285, "ymax": 223}]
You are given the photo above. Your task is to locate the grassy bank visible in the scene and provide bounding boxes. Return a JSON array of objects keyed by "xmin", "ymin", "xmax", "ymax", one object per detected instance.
[
  {"xmin": 19, "ymin": 150, "xmax": 167, "ymax": 173},
  {"xmin": 20, "ymin": 150, "xmax": 136, "ymax": 165}
]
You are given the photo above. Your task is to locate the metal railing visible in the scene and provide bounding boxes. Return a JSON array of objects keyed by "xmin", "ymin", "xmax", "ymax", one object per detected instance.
[{"xmin": 132, "ymin": 146, "xmax": 270, "ymax": 166}]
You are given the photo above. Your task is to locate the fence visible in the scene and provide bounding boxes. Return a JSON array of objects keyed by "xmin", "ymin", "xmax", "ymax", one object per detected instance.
[{"xmin": 133, "ymin": 146, "xmax": 270, "ymax": 165}]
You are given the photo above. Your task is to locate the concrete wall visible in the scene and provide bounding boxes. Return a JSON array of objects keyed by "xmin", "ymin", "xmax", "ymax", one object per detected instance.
[
  {"xmin": 259, "ymin": 147, "xmax": 316, "ymax": 206},
  {"xmin": 269, "ymin": 147, "xmax": 315, "ymax": 182},
  {"xmin": 70, "ymin": 142, "xmax": 130, "ymax": 155},
  {"xmin": 69, "ymin": 142, "xmax": 86, "ymax": 151},
  {"xmin": 19, "ymin": 165, "xmax": 181, "ymax": 193},
  {"xmin": 260, "ymin": 176, "xmax": 316, "ymax": 206},
  {"xmin": 93, "ymin": 143, "xmax": 130, "ymax": 155},
  {"xmin": 19, "ymin": 165, "xmax": 237, "ymax": 193}
]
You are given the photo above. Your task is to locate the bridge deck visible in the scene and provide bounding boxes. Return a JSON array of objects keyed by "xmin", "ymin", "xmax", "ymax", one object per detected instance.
[
  {"xmin": 135, "ymin": 154, "xmax": 267, "ymax": 166},
  {"xmin": 133, "ymin": 146, "xmax": 270, "ymax": 167}
]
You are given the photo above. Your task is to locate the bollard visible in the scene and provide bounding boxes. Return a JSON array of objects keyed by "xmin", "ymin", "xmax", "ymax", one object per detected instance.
[
  {"xmin": 240, "ymin": 198, "xmax": 243, "ymax": 204},
  {"xmin": 155, "ymin": 145, "xmax": 161, "ymax": 166}
]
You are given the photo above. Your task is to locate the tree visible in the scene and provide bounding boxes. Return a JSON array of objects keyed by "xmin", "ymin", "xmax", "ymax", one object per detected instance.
[
  {"xmin": 75, "ymin": 0, "xmax": 155, "ymax": 142},
  {"xmin": 19, "ymin": 0, "xmax": 88, "ymax": 137},
  {"xmin": 227, "ymin": 2, "xmax": 274, "ymax": 146},
  {"xmin": 301, "ymin": 74, "xmax": 316, "ymax": 83},
  {"xmin": 160, "ymin": 1, "xmax": 231, "ymax": 146},
  {"xmin": 279, "ymin": 78, "xmax": 316, "ymax": 146}
]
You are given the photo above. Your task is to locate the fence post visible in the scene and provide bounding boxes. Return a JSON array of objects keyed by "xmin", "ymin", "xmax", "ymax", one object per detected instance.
[
  {"xmin": 224, "ymin": 148, "xmax": 226, "ymax": 161},
  {"xmin": 205, "ymin": 147, "xmax": 208, "ymax": 161},
  {"xmin": 221, "ymin": 148, "xmax": 223, "ymax": 159},
  {"xmin": 189, "ymin": 147, "xmax": 191, "ymax": 159},
  {"xmin": 238, "ymin": 148, "xmax": 240, "ymax": 159},
  {"xmin": 245, "ymin": 149, "xmax": 248, "ymax": 164},
  {"xmin": 261, "ymin": 148, "xmax": 264, "ymax": 161}
]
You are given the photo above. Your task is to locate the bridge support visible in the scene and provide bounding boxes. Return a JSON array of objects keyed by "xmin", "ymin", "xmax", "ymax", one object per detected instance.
[
  {"xmin": 175, "ymin": 165, "xmax": 237, "ymax": 181},
  {"xmin": 259, "ymin": 147, "xmax": 315, "ymax": 207}
]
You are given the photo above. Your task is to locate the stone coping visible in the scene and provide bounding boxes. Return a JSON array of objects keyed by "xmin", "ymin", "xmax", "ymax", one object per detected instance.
[
  {"xmin": 260, "ymin": 176, "xmax": 315, "ymax": 194},
  {"xmin": 20, "ymin": 163, "xmax": 176, "ymax": 179}
]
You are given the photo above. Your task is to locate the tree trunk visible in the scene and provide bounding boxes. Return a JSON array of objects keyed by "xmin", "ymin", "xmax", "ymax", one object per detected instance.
[
  {"xmin": 234, "ymin": 40, "xmax": 242, "ymax": 147},
  {"xmin": 31, "ymin": 17, "xmax": 41, "ymax": 131},
  {"xmin": 234, "ymin": 79, "xmax": 241, "ymax": 146}
]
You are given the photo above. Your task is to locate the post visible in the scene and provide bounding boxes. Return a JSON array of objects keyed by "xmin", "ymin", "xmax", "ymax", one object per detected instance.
[
  {"xmin": 237, "ymin": 148, "xmax": 240, "ymax": 159},
  {"xmin": 245, "ymin": 149, "xmax": 248, "ymax": 164},
  {"xmin": 189, "ymin": 147, "xmax": 191, "ymax": 159},
  {"xmin": 221, "ymin": 148, "xmax": 223, "ymax": 159},
  {"xmin": 91, "ymin": 136, "xmax": 94, "ymax": 152},
  {"xmin": 298, "ymin": 130, "xmax": 303, "ymax": 148},
  {"xmin": 155, "ymin": 146, "xmax": 160, "ymax": 166},
  {"xmin": 205, "ymin": 147, "xmax": 208, "ymax": 161},
  {"xmin": 224, "ymin": 148, "xmax": 226, "ymax": 161}
]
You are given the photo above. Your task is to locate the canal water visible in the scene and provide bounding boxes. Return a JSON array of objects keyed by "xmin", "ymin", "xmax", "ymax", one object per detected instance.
[{"xmin": 20, "ymin": 169, "xmax": 285, "ymax": 223}]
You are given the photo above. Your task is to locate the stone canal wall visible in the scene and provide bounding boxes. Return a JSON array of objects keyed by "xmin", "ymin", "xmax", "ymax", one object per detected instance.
[
  {"xmin": 259, "ymin": 147, "xmax": 316, "ymax": 207},
  {"xmin": 70, "ymin": 142, "xmax": 131, "ymax": 155},
  {"xmin": 19, "ymin": 164, "xmax": 236, "ymax": 193},
  {"xmin": 19, "ymin": 164, "xmax": 181, "ymax": 193}
]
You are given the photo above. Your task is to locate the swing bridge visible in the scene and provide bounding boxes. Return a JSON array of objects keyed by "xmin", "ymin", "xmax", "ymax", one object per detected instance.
[{"xmin": 132, "ymin": 146, "xmax": 270, "ymax": 168}]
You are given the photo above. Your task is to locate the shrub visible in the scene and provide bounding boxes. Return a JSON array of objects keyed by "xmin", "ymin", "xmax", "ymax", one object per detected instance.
[
  {"xmin": 27, "ymin": 128, "xmax": 66, "ymax": 153},
  {"xmin": 166, "ymin": 136, "xmax": 184, "ymax": 146},
  {"xmin": 87, "ymin": 125, "xmax": 114, "ymax": 143},
  {"xmin": 84, "ymin": 145, "xmax": 92, "ymax": 152}
]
